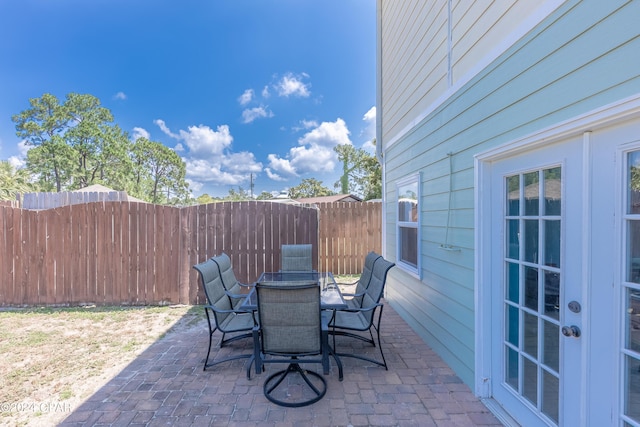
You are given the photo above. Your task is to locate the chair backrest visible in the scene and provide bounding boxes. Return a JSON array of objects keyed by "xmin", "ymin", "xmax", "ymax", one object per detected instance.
[
  {"xmin": 360, "ymin": 257, "xmax": 395, "ymax": 322},
  {"xmin": 211, "ymin": 253, "xmax": 243, "ymax": 295},
  {"xmin": 281, "ymin": 244, "xmax": 313, "ymax": 272},
  {"xmin": 353, "ymin": 251, "xmax": 383, "ymax": 296},
  {"xmin": 193, "ymin": 259, "xmax": 234, "ymax": 324},
  {"xmin": 256, "ymin": 282, "xmax": 321, "ymax": 355}
]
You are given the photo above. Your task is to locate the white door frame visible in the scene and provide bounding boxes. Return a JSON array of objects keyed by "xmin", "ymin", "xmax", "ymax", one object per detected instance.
[{"xmin": 474, "ymin": 94, "xmax": 640, "ymax": 425}]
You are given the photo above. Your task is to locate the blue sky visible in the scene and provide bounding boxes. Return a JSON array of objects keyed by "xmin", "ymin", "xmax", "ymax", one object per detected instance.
[{"xmin": 0, "ymin": 0, "xmax": 376, "ymax": 197}]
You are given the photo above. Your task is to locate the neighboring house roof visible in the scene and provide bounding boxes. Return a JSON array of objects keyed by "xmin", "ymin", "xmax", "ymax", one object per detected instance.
[{"xmin": 296, "ymin": 194, "xmax": 362, "ymax": 204}]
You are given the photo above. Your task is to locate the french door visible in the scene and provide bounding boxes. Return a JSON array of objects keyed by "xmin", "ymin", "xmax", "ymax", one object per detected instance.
[{"xmin": 482, "ymin": 122, "xmax": 640, "ymax": 425}]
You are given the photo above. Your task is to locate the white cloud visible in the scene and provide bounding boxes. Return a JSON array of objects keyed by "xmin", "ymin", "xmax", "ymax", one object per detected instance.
[
  {"xmin": 267, "ymin": 118, "xmax": 352, "ymax": 177},
  {"xmin": 222, "ymin": 152, "xmax": 263, "ymax": 173},
  {"xmin": 275, "ymin": 72, "xmax": 311, "ymax": 98},
  {"xmin": 299, "ymin": 118, "xmax": 351, "ymax": 148},
  {"xmin": 179, "ymin": 124, "xmax": 233, "ymax": 157},
  {"xmin": 241, "ymin": 106, "xmax": 274, "ymax": 124},
  {"xmin": 262, "ymin": 85, "xmax": 271, "ymax": 98},
  {"xmin": 154, "ymin": 119, "xmax": 180, "ymax": 139},
  {"xmin": 264, "ymin": 168, "xmax": 286, "ymax": 181},
  {"xmin": 184, "ymin": 158, "xmax": 250, "ymax": 186},
  {"xmin": 113, "ymin": 92, "xmax": 127, "ymax": 100},
  {"xmin": 131, "ymin": 127, "xmax": 150, "ymax": 141},
  {"xmin": 361, "ymin": 106, "xmax": 377, "ymax": 151},
  {"xmin": 238, "ymin": 89, "xmax": 254, "ymax": 106}
]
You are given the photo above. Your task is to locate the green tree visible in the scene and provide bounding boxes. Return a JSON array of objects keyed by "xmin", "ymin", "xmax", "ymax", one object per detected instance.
[
  {"xmin": 196, "ymin": 194, "xmax": 217, "ymax": 204},
  {"xmin": 223, "ymin": 187, "xmax": 251, "ymax": 201},
  {"xmin": 333, "ymin": 141, "xmax": 381, "ymax": 200},
  {"xmin": 256, "ymin": 191, "xmax": 274, "ymax": 200},
  {"xmin": 0, "ymin": 161, "xmax": 33, "ymax": 200},
  {"xmin": 12, "ymin": 93, "xmax": 73, "ymax": 191},
  {"xmin": 288, "ymin": 178, "xmax": 334, "ymax": 199},
  {"xmin": 130, "ymin": 138, "xmax": 190, "ymax": 205},
  {"xmin": 13, "ymin": 93, "xmax": 133, "ymax": 192}
]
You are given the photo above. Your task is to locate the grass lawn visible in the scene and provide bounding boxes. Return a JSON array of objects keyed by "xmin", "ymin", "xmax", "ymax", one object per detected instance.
[{"xmin": 0, "ymin": 305, "xmax": 203, "ymax": 427}]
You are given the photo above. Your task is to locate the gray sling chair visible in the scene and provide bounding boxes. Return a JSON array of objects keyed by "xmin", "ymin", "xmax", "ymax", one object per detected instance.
[
  {"xmin": 193, "ymin": 259, "xmax": 254, "ymax": 371},
  {"xmin": 337, "ymin": 251, "xmax": 382, "ymax": 309},
  {"xmin": 329, "ymin": 257, "xmax": 395, "ymax": 370},
  {"xmin": 247, "ymin": 282, "xmax": 343, "ymax": 407},
  {"xmin": 280, "ymin": 244, "xmax": 314, "ymax": 272},
  {"xmin": 211, "ymin": 252, "xmax": 254, "ymax": 309}
]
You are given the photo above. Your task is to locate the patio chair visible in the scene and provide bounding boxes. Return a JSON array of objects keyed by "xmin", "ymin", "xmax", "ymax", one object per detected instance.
[
  {"xmin": 330, "ymin": 257, "xmax": 395, "ymax": 370},
  {"xmin": 248, "ymin": 282, "xmax": 343, "ymax": 407},
  {"xmin": 280, "ymin": 244, "xmax": 313, "ymax": 272},
  {"xmin": 211, "ymin": 252, "xmax": 254, "ymax": 309},
  {"xmin": 337, "ymin": 251, "xmax": 382, "ymax": 309},
  {"xmin": 193, "ymin": 259, "xmax": 254, "ymax": 371}
]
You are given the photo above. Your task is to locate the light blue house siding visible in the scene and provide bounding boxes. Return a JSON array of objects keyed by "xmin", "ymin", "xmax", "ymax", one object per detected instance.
[{"xmin": 381, "ymin": 0, "xmax": 640, "ymax": 387}]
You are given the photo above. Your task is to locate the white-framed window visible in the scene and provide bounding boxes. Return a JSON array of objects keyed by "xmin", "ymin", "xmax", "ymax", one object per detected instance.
[{"xmin": 396, "ymin": 173, "xmax": 420, "ymax": 276}]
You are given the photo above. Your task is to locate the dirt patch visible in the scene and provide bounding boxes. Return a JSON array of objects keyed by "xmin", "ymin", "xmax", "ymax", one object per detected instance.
[{"xmin": 0, "ymin": 305, "xmax": 204, "ymax": 427}]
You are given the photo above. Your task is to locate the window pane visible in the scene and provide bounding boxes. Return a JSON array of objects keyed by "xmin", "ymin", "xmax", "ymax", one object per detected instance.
[
  {"xmin": 629, "ymin": 150, "xmax": 640, "ymax": 214},
  {"xmin": 507, "ymin": 175, "xmax": 520, "ymax": 216},
  {"xmin": 544, "ymin": 167, "xmax": 562, "ymax": 216},
  {"xmin": 524, "ymin": 172, "xmax": 540, "ymax": 216},
  {"xmin": 398, "ymin": 181, "xmax": 418, "ymax": 222},
  {"xmin": 399, "ymin": 226, "xmax": 418, "ymax": 268}
]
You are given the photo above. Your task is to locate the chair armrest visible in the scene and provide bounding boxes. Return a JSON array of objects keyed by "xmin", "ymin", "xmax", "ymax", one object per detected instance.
[
  {"xmin": 204, "ymin": 304, "xmax": 251, "ymax": 315},
  {"xmin": 336, "ymin": 302, "xmax": 383, "ymax": 314},
  {"xmin": 335, "ymin": 279, "xmax": 358, "ymax": 286},
  {"xmin": 342, "ymin": 290, "xmax": 365, "ymax": 298},
  {"xmin": 225, "ymin": 290, "xmax": 245, "ymax": 299}
]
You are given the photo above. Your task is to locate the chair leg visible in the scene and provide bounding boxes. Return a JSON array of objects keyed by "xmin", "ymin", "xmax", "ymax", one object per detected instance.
[{"xmin": 263, "ymin": 362, "xmax": 327, "ymax": 407}]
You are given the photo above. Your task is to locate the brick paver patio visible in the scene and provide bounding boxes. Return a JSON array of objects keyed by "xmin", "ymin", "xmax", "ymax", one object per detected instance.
[{"xmin": 59, "ymin": 300, "xmax": 502, "ymax": 426}]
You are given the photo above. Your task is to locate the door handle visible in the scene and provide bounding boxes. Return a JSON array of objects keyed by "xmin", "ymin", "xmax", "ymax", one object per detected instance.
[{"xmin": 561, "ymin": 325, "xmax": 581, "ymax": 338}]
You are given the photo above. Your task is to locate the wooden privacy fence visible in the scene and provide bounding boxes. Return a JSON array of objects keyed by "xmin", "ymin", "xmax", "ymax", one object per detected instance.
[{"xmin": 0, "ymin": 200, "xmax": 381, "ymax": 307}]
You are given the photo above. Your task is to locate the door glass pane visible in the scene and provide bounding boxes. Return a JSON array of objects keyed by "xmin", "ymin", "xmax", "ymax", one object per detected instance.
[
  {"xmin": 542, "ymin": 370, "xmax": 560, "ymax": 424},
  {"xmin": 524, "ymin": 220, "xmax": 539, "ymax": 263},
  {"xmin": 506, "ymin": 262, "xmax": 519, "ymax": 303},
  {"xmin": 524, "ymin": 312, "xmax": 538, "ymax": 357},
  {"xmin": 544, "ymin": 270, "xmax": 560, "ymax": 320},
  {"xmin": 629, "ymin": 221, "xmax": 640, "ymax": 284},
  {"xmin": 506, "ymin": 346, "xmax": 519, "ymax": 390},
  {"xmin": 524, "ymin": 267, "xmax": 538, "ymax": 311},
  {"xmin": 507, "ymin": 219, "xmax": 520, "ymax": 260},
  {"xmin": 507, "ymin": 304, "xmax": 519, "ymax": 346},
  {"xmin": 524, "ymin": 172, "xmax": 540, "ymax": 216},
  {"xmin": 544, "ymin": 220, "xmax": 561, "ymax": 268},
  {"xmin": 544, "ymin": 167, "xmax": 562, "ymax": 216},
  {"xmin": 523, "ymin": 357, "xmax": 538, "ymax": 405},
  {"xmin": 543, "ymin": 321, "xmax": 560, "ymax": 372},
  {"xmin": 503, "ymin": 167, "xmax": 561, "ymax": 426},
  {"xmin": 629, "ymin": 151, "xmax": 640, "ymax": 214},
  {"xmin": 626, "ymin": 288, "xmax": 640, "ymax": 353},
  {"xmin": 624, "ymin": 355, "xmax": 640, "ymax": 423},
  {"xmin": 507, "ymin": 175, "xmax": 520, "ymax": 216}
]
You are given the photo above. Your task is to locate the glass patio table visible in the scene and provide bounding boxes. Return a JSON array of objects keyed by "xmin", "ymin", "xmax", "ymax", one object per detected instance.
[{"xmin": 241, "ymin": 271, "xmax": 347, "ymax": 311}]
